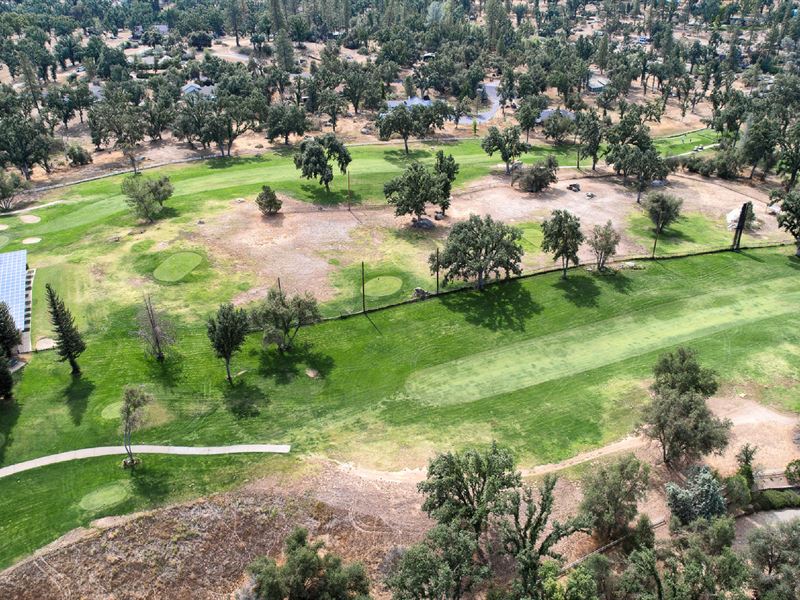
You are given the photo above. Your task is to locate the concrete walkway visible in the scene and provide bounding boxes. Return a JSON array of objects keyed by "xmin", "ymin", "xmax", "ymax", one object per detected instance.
[{"xmin": 0, "ymin": 444, "xmax": 291, "ymax": 479}]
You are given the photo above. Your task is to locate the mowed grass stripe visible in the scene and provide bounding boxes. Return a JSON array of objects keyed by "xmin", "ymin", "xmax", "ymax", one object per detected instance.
[{"xmin": 405, "ymin": 276, "xmax": 799, "ymax": 405}]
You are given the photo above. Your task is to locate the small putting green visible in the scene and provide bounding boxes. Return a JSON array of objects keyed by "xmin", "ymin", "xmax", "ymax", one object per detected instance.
[
  {"xmin": 100, "ymin": 401, "xmax": 122, "ymax": 420},
  {"xmin": 78, "ymin": 481, "xmax": 132, "ymax": 512},
  {"xmin": 153, "ymin": 251, "xmax": 203, "ymax": 283},
  {"xmin": 364, "ymin": 275, "xmax": 404, "ymax": 297}
]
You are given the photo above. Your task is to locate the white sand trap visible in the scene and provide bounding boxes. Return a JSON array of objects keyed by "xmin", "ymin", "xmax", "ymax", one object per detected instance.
[
  {"xmin": 22, "ymin": 237, "xmax": 41, "ymax": 244},
  {"xmin": 0, "ymin": 224, "xmax": 8, "ymax": 231},
  {"xmin": 35, "ymin": 337, "xmax": 56, "ymax": 351},
  {"xmin": 19, "ymin": 214, "xmax": 41, "ymax": 224}
]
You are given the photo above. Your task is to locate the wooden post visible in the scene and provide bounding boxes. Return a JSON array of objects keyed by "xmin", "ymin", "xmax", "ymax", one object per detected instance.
[
  {"xmin": 277, "ymin": 277, "xmax": 282, "ymax": 294},
  {"xmin": 435, "ymin": 247, "xmax": 440, "ymax": 295},
  {"xmin": 347, "ymin": 171, "xmax": 352, "ymax": 211},
  {"xmin": 361, "ymin": 261, "xmax": 366, "ymax": 313}
]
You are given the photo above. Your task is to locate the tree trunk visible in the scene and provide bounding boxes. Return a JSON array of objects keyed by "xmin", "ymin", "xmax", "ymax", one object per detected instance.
[
  {"xmin": 225, "ymin": 358, "xmax": 232, "ymax": 384},
  {"xmin": 69, "ymin": 356, "xmax": 80, "ymax": 375},
  {"xmin": 403, "ymin": 137, "xmax": 409, "ymax": 155},
  {"xmin": 562, "ymin": 256, "xmax": 568, "ymax": 279},
  {"xmin": 796, "ymin": 242, "xmax": 800, "ymax": 258}
]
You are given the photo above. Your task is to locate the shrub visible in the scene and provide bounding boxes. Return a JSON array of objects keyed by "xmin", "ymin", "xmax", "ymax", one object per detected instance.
[
  {"xmin": 666, "ymin": 466, "xmax": 726, "ymax": 525},
  {"xmin": 752, "ymin": 489, "xmax": 800, "ymax": 511},
  {"xmin": 255, "ymin": 185, "xmax": 282, "ymax": 215},
  {"xmin": 786, "ymin": 459, "xmax": 800, "ymax": 485},
  {"xmin": 724, "ymin": 474, "xmax": 752, "ymax": 512},
  {"xmin": 67, "ymin": 145, "xmax": 93, "ymax": 166}
]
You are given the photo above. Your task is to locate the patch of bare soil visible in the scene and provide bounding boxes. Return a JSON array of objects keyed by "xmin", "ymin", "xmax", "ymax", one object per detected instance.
[
  {"xmin": 0, "ymin": 462, "xmax": 430, "ymax": 600},
  {"xmin": 193, "ymin": 196, "xmax": 403, "ymax": 303}
]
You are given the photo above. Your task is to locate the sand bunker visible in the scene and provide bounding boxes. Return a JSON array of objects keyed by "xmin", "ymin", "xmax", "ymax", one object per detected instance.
[
  {"xmin": 19, "ymin": 215, "xmax": 40, "ymax": 224},
  {"xmin": 22, "ymin": 237, "xmax": 41, "ymax": 244}
]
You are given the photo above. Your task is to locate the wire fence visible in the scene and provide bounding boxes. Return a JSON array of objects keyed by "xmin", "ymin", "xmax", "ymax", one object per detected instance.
[{"xmin": 319, "ymin": 238, "xmax": 796, "ymax": 321}]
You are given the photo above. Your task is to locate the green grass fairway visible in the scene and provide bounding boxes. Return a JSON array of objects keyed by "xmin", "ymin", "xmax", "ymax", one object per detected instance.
[
  {"xmin": 153, "ymin": 251, "xmax": 204, "ymax": 282},
  {"xmin": 406, "ymin": 276, "xmax": 799, "ymax": 405}
]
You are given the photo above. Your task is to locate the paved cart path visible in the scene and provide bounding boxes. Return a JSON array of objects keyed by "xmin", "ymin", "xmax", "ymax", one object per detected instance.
[{"xmin": 0, "ymin": 444, "xmax": 291, "ymax": 479}]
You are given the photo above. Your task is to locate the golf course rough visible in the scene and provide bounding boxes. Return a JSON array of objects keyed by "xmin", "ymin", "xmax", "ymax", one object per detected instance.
[
  {"xmin": 364, "ymin": 275, "xmax": 404, "ymax": 297},
  {"xmin": 153, "ymin": 251, "xmax": 203, "ymax": 282}
]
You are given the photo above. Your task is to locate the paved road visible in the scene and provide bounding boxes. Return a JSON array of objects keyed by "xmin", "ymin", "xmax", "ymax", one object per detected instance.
[
  {"xmin": 0, "ymin": 444, "xmax": 291, "ymax": 479},
  {"xmin": 459, "ymin": 81, "xmax": 500, "ymax": 125},
  {"xmin": 734, "ymin": 509, "xmax": 800, "ymax": 548}
]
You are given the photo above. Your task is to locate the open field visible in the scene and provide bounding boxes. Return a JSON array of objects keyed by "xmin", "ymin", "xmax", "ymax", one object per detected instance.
[{"xmin": 1, "ymin": 247, "xmax": 799, "ymax": 567}]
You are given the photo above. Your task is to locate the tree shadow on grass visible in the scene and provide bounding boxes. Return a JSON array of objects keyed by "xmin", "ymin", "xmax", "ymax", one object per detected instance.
[
  {"xmin": 594, "ymin": 269, "xmax": 634, "ymax": 295},
  {"xmin": 0, "ymin": 400, "xmax": 20, "ymax": 465},
  {"xmin": 145, "ymin": 353, "xmax": 184, "ymax": 389},
  {"xmin": 257, "ymin": 342, "xmax": 335, "ymax": 385},
  {"xmin": 299, "ymin": 183, "xmax": 363, "ymax": 206},
  {"xmin": 207, "ymin": 155, "xmax": 268, "ymax": 169},
  {"xmin": 650, "ymin": 223, "xmax": 697, "ymax": 245},
  {"xmin": 555, "ymin": 275, "xmax": 600, "ymax": 308},
  {"xmin": 130, "ymin": 463, "xmax": 171, "ymax": 503},
  {"xmin": 223, "ymin": 381, "xmax": 269, "ymax": 418},
  {"xmin": 382, "ymin": 148, "xmax": 433, "ymax": 167},
  {"xmin": 64, "ymin": 376, "xmax": 96, "ymax": 425},
  {"xmin": 786, "ymin": 253, "xmax": 800, "ymax": 270},
  {"xmin": 439, "ymin": 280, "xmax": 542, "ymax": 332}
]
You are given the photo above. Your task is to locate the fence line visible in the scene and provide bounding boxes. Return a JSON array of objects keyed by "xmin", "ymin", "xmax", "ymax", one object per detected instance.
[{"xmin": 320, "ymin": 240, "xmax": 795, "ymax": 322}]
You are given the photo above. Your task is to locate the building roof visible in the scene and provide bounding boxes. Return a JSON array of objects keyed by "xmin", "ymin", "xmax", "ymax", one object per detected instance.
[
  {"xmin": 588, "ymin": 75, "xmax": 610, "ymax": 89},
  {"xmin": 536, "ymin": 108, "xmax": 576, "ymax": 123},
  {"xmin": 386, "ymin": 96, "xmax": 433, "ymax": 109},
  {"xmin": 0, "ymin": 250, "xmax": 27, "ymax": 331}
]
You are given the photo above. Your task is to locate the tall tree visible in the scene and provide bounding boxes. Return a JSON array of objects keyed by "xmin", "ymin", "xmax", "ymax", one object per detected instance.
[
  {"xmin": 418, "ymin": 442, "xmax": 521, "ymax": 545},
  {"xmin": 45, "ymin": 284, "xmax": 86, "ymax": 375},
  {"xmin": 384, "ymin": 162, "xmax": 446, "ymax": 223},
  {"xmin": 481, "ymin": 126, "xmax": 532, "ymax": 174},
  {"xmin": 497, "ymin": 475, "xmax": 590, "ymax": 599},
  {"xmin": 206, "ymin": 303, "xmax": 249, "ymax": 384},
  {"xmin": 770, "ymin": 189, "xmax": 800, "ymax": 256},
  {"xmin": 0, "ymin": 169, "xmax": 24, "ymax": 212},
  {"xmin": 293, "ymin": 134, "xmax": 351, "ymax": 193},
  {"xmin": 541, "ymin": 209, "xmax": 585, "ymax": 279},
  {"xmin": 0, "ymin": 301, "xmax": 21, "ymax": 358},
  {"xmin": 121, "ymin": 385, "xmax": 152, "ymax": 468},
  {"xmin": 587, "ymin": 221, "xmax": 620, "ymax": 271},
  {"xmin": 642, "ymin": 192, "xmax": 682, "ymax": 256},
  {"xmin": 250, "ymin": 287, "xmax": 321, "ymax": 352},
  {"xmin": 0, "ymin": 357, "xmax": 13, "ymax": 403},
  {"xmin": 576, "ymin": 109, "xmax": 605, "ymax": 170},
  {"xmin": 432, "ymin": 215, "xmax": 524, "ymax": 290},
  {"xmin": 579, "ymin": 454, "xmax": 650, "ymax": 543},
  {"xmin": 432, "ymin": 150, "xmax": 459, "ymax": 215}
]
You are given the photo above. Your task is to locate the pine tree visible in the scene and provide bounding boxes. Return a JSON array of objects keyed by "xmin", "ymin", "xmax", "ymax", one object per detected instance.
[
  {"xmin": 0, "ymin": 357, "xmax": 13, "ymax": 402},
  {"xmin": 45, "ymin": 284, "xmax": 86, "ymax": 375},
  {"xmin": 0, "ymin": 301, "xmax": 21, "ymax": 358}
]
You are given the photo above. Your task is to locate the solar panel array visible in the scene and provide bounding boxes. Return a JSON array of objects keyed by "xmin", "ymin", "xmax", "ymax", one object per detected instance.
[{"xmin": 0, "ymin": 250, "xmax": 28, "ymax": 330}]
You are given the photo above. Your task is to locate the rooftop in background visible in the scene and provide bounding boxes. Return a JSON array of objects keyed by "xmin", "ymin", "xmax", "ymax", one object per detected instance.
[
  {"xmin": 386, "ymin": 96, "xmax": 433, "ymax": 109},
  {"xmin": 0, "ymin": 250, "xmax": 28, "ymax": 331}
]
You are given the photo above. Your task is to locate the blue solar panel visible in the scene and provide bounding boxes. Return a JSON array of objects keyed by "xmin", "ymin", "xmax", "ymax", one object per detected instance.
[{"xmin": 0, "ymin": 250, "xmax": 28, "ymax": 331}]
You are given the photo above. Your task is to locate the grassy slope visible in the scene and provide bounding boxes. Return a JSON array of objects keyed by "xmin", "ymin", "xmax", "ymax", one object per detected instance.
[
  {"xmin": 1, "ymin": 248, "xmax": 798, "ymax": 568},
  {"xmin": 0, "ymin": 453, "xmax": 292, "ymax": 569}
]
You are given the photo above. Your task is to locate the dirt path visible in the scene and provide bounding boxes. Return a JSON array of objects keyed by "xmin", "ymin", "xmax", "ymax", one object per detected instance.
[
  {"xmin": 334, "ymin": 392, "xmax": 799, "ymax": 483},
  {"xmin": 0, "ymin": 444, "xmax": 291, "ymax": 479}
]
